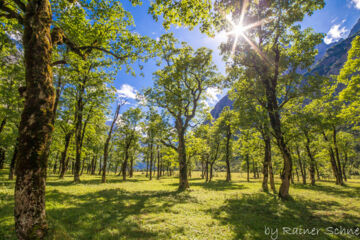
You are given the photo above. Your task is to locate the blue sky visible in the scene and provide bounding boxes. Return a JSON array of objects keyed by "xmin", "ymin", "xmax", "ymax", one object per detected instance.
[{"xmin": 114, "ymin": 0, "xmax": 360, "ymax": 112}]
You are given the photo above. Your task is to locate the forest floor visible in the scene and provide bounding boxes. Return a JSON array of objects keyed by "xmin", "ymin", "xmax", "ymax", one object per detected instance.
[{"xmin": 1, "ymin": 170, "xmax": 360, "ymax": 240}]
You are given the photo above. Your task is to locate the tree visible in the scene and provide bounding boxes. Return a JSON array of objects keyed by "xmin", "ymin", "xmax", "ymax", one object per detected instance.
[
  {"xmin": 215, "ymin": 0, "xmax": 324, "ymax": 199},
  {"xmin": 102, "ymin": 100, "xmax": 125, "ymax": 183},
  {"xmin": 0, "ymin": 0, "xmax": 154, "ymax": 237},
  {"xmin": 145, "ymin": 35, "xmax": 220, "ymax": 190},
  {"xmin": 338, "ymin": 36, "xmax": 360, "ymax": 126},
  {"xmin": 216, "ymin": 107, "xmax": 237, "ymax": 182},
  {"xmin": 116, "ymin": 107, "xmax": 142, "ymax": 181}
]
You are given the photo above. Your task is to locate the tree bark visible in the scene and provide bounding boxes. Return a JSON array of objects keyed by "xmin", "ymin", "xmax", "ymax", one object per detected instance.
[{"xmin": 14, "ymin": 1, "xmax": 54, "ymax": 238}]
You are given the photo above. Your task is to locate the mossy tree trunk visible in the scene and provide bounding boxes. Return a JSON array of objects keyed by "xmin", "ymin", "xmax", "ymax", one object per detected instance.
[{"xmin": 14, "ymin": 0, "xmax": 54, "ymax": 238}]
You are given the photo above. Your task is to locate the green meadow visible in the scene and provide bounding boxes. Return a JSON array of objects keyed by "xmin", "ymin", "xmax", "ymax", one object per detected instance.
[{"xmin": 1, "ymin": 170, "xmax": 359, "ymax": 240}]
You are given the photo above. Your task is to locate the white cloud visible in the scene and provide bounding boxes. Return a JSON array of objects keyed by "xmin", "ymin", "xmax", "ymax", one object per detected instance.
[
  {"xmin": 117, "ymin": 84, "xmax": 137, "ymax": 99},
  {"xmin": 324, "ymin": 24, "xmax": 349, "ymax": 44},
  {"xmin": 352, "ymin": 0, "xmax": 360, "ymax": 9},
  {"xmin": 206, "ymin": 87, "xmax": 222, "ymax": 106}
]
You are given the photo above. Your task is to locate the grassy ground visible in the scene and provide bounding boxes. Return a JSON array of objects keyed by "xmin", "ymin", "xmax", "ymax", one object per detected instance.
[{"xmin": 1, "ymin": 169, "xmax": 360, "ymax": 240}]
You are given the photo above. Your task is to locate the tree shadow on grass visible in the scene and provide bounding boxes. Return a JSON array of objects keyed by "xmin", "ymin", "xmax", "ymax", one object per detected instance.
[
  {"xmin": 45, "ymin": 188, "xmax": 197, "ymax": 240},
  {"xmin": 166, "ymin": 180, "xmax": 249, "ymax": 191},
  {"xmin": 207, "ymin": 193, "xmax": 359, "ymax": 240},
  {"xmin": 292, "ymin": 183, "xmax": 360, "ymax": 199},
  {"xmin": 46, "ymin": 177, "xmax": 145, "ymax": 187},
  {"xmin": 190, "ymin": 180, "xmax": 248, "ymax": 191}
]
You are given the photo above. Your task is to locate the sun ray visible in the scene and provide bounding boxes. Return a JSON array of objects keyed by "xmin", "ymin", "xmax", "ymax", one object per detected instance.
[
  {"xmin": 222, "ymin": 8, "xmax": 273, "ymax": 66},
  {"xmin": 241, "ymin": 33, "xmax": 272, "ymax": 66}
]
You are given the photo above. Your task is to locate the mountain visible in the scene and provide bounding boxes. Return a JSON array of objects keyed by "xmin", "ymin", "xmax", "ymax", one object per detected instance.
[
  {"xmin": 210, "ymin": 18, "xmax": 360, "ymax": 119},
  {"xmin": 349, "ymin": 18, "xmax": 360, "ymax": 38},
  {"xmin": 210, "ymin": 94, "xmax": 233, "ymax": 119}
]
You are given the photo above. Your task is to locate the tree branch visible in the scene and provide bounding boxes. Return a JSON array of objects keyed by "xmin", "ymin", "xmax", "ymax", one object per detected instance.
[
  {"xmin": 160, "ymin": 139, "xmax": 178, "ymax": 152},
  {"xmin": 51, "ymin": 60, "xmax": 67, "ymax": 66},
  {"xmin": 13, "ymin": 0, "xmax": 25, "ymax": 12},
  {"xmin": 0, "ymin": 2, "xmax": 23, "ymax": 24}
]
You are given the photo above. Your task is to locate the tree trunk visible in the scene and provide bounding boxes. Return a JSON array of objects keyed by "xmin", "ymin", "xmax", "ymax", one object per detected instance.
[
  {"xmin": 262, "ymin": 132, "xmax": 271, "ymax": 192},
  {"xmin": 149, "ymin": 143, "xmax": 153, "ymax": 180},
  {"xmin": 90, "ymin": 156, "xmax": 96, "ymax": 175},
  {"xmin": 80, "ymin": 156, "xmax": 86, "ymax": 176},
  {"xmin": 52, "ymin": 152, "xmax": 58, "ymax": 174},
  {"xmin": 333, "ymin": 127, "xmax": 344, "ymax": 185},
  {"xmin": 178, "ymin": 130, "xmax": 189, "ymax": 190},
  {"xmin": 315, "ymin": 162, "xmax": 320, "ymax": 180},
  {"xmin": 296, "ymin": 146, "xmax": 306, "ymax": 184},
  {"xmin": 201, "ymin": 161, "xmax": 205, "ymax": 179},
  {"xmin": 102, "ymin": 104, "xmax": 120, "ymax": 183},
  {"xmin": 305, "ymin": 135, "xmax": 316, "ymax": 186},
  {"xmin": 295, "ymin": 168, "xmax": 299, "ymax": 182},
  {"xmin": 122, "ymin": 146, "xmax": 130, "ymax": 181},
  {"xmin": 225, "ymin": 128, "xmax": 231, "ymax": 182},
  {"xmin": 209, "ymin": 162, "xmax": 214, "ymax": 182},
  {"xmin": 0, "ymin": 117, "xmax": 6, "ymax": 134},
  {"xmin": 59, "ymin": 132, "xmax": 72, "ymax": 179},
  {"xmin": 342, "ymin": 152, "xmax": 348, "ymax": 181},
  {"xmin": 157, "ymin": 145, "xmax": 160, "ymax": 180},
  {"xmin": 323, "ymin": 131, "xmax": 343, "ymax": 185},
  {"xmin": 269, "ymin": 157, "xmax": 276, "ymax": 193},
  {"xmin": 246, "ymin": 154, "xmax": 250, "ymax": 182},
  {"xmin": 145, "ymin": 151, "xmax": 149, "ymax": 178},
  {"xmin": 205, "ymin": 158, "xmax": 209, "ymax": 182},
  {"xmin": 0, "ymin": 148, "xmax": 5, "ymax": 169},
  {"xmin": 252, "ymin": 159, "xmax": 256, "ymax": 179},
  {"xmin": 9, "ymin": 144, "xmax": 18, "ymax": 180},
  {"xmin": 14, "ymin": 1, "xmax": 54, "ymax": 238},
  {"xmin": 264, "ymin": 71, "xmax": 292, "ymax": 199},
  {"xmin": 129, "ymin": 155, "xmax": 134, "ymax": 178}
]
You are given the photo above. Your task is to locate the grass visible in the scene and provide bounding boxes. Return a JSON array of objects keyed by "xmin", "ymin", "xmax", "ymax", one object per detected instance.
[{"xmin": 1, "ymin": 169, "xmax": 360, "ymax": 240}]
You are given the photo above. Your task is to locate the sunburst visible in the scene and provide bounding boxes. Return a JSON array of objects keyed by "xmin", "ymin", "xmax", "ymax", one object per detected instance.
[{"xmin": 221, "ymin": 0, "xmax": 272, "ymax": 65}]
